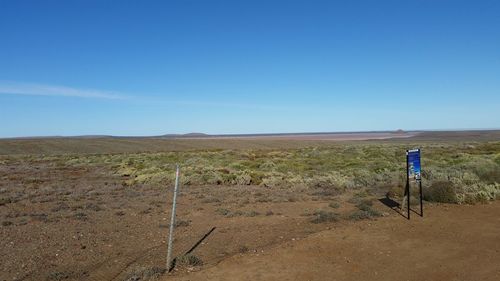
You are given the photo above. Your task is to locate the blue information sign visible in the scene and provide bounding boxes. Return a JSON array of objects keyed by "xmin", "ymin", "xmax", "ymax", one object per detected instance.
[{"xmin": 407, "ymin": 149, "xmax": 421, "ymax": 181}]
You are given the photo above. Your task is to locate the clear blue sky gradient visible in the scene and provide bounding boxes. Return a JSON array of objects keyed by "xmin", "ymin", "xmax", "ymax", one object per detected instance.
[{"xmin": 1, "ymin": 0, "xmax": 499, "ymax": 137}]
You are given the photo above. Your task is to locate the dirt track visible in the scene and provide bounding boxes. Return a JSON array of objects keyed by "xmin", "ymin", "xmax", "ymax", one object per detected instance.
[{"xmin": 168, "ymin": 202, "xmax": 500, "ymax": 281}]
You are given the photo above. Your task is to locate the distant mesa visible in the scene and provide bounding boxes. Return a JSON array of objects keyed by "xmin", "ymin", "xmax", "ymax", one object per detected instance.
[
  {"xmin": 182, "ymin": 132, "xmax": 209, "ymax": 137},
  {"xmin": 394, "ymin": 129, "xmax": 406, "ymax": 134}
]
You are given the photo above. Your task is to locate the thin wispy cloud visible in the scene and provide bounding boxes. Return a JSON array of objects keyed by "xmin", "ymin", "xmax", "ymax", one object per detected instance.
[
  {"xmin": 0, "ymin": 81, "xmax": 297, "ymax": 111},
  {"xmin": 0, "ymin": 81, "xmax": 127, "ymax": 100}
]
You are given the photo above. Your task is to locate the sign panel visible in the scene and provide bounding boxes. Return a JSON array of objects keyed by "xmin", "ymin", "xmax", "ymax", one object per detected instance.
[{"xmin": 407, "ymin": 149, "xmax": 421, "ymax": 181}]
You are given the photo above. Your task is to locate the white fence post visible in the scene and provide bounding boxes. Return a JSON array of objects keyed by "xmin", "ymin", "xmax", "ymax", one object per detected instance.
[{"xmin": 166, "ymin": 164, "xmax": 180, "ymax": 271}]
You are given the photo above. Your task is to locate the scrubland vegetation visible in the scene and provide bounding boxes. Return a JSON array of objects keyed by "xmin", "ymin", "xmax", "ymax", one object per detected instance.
[{"xmin": 44, "ymin": 141, "xmax": 500, "ymax": 204}]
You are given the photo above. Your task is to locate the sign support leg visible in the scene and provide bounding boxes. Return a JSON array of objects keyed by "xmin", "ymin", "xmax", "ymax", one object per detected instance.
[
  {"xmin": 406, "ymin": 180, "xmax": 410, "ymax": 220},
  {"xmin": 406, "ymin": 153, "xmax": 410, "ymax": 220},
  {"xmin": 419, "ymin": 180, "xmax": 423, "ymax": 217}
]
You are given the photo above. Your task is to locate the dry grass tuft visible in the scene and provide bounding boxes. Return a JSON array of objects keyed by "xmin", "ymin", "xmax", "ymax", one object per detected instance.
[
  {"xmin": 310, "ymin": 210, "xmax": 340, "ymax": 224},
  {"xmin": 123, "ymin": 266, "xmax": 166, "ymax": 281},
  {"xmin": 176, "ymin": 254, "xmax": 203, "ymax": 267}
]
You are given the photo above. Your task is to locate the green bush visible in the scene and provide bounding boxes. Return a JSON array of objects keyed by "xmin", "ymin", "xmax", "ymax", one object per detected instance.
[
  {"xmin": 424, "ymin": 181, "xmax": 457, "ymax": 203},
  {"xmin": 386, "ymin": 186, "xmax": 404, "ymax": 199},
  {"xmin": 460, "ymin": 183, "xmax": 500, "ymax": 204},
  {"xmin": 476, "ymin": 167, "xmax": 500, "ymax": 184}
]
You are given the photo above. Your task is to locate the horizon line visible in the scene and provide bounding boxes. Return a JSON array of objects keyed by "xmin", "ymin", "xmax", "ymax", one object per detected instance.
[{"xmin": 1, "ymin": 128, "xmax": 500, "ymax": 140}]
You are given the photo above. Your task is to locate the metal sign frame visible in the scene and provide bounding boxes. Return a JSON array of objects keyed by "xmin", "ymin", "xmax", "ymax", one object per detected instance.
[{"xmin": 403, "ymin": 149, "xmax": 423, "ymax": 219}]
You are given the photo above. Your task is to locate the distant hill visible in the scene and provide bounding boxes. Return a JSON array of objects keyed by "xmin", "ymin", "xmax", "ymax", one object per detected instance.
[{"xmin": 182, "ymin": 132, "xmax": 209, "ymax": 137}]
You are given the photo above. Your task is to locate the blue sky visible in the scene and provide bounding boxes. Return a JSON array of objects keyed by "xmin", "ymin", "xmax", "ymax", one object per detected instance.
[{"xmin": 1, "ymin": 0, "xmax": 499, "ymax": 137}]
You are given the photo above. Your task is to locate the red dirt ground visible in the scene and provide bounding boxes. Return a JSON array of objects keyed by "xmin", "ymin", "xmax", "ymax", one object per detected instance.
[
  {"xmin": 168, "ymin": 202, "xmax": 500, "ymax": 281},
  {"xmin": 1, "ymin": 155, "xmax": 499, "ymax": 281}
]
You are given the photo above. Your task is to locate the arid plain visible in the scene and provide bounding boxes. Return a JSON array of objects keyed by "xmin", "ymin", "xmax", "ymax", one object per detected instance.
[{"xmin": 1, "ymin": 131, "xmax": 499, "ymax": 281}]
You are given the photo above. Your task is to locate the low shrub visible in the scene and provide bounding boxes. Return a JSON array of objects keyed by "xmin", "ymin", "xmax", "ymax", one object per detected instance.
[
  {"xmin": 424, "ymin": 181, "xmax": 457, "ymax": 203},
  {"xmin": 347, "ymin": 210, "xmax": 380, "ymax": 221},
  {"xmin": 85, "ymin": 203, "xmax": 103, "ymax": 212},
  {"xmin": 261, "ymin": 174, "xmax": 285, "ymax": 188},
  {"xmin": 328, "ymin": 202, "xmax": 340, "ymax": 209},
  {"xmin": 73, "ymin": 212, "xmax": 88, "ymax": 221},
  {"xmin": 30, "ymin": 213, "xmax": 49, "ymax": 222},
  {"xmin": 123, "ymin": 266, "xmax": 166, "ymax": 281},
  {"xmin": 0, "ymin": 197, "xmax": 12, "ymax": 206},
  {"xmin": 355, "ymin": 199, "xmax": 373, "ymax": 211},
  {"xmin": 47, "ymin": 271, "xmax": 72, "ymax": 281},
  {"xmin": 348, "ymin": 199, "xmax": 382, "ymax": 221},
  {"xmin": 311, "ymin": 187, "xmax": 340, "ymax": 197},
  {"xmin": 386, "ymin": 186, "xmax": 404, "ymax": 199},
  {"xmin": 239, "ymin": 245, "xmax": 249, "ymax": 253},
  {"xmin": 51, "ymin": 202, "xmax": 70, "ymax": 212},
  {"xmin": 245, "ymin": 210, "xmax": 260, "ymax": 217},
  {"xmin": 235, "ymin": 172, "xmax": 252, "ymax": 185},
  {"xmin": 226, "ymin": 210, "xmax": 244, "ymax": 217},
  {"xmin": 215, "ymin": 208, "xmax": 230, "ymax": 216},
  {"xmin": 175, "ymin": 220, "xmax": 190, "ymax": 227},
  {"xmin": 459, "ymin": 183, "xmax": 500, "ymax": 204},
  {"xmin": 310, "ymin": 210, "xmax": 340, "ymax": 224},
  {"xmin": 176, "ymin": 254, "xmax": 203, "ymax": 266}
]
